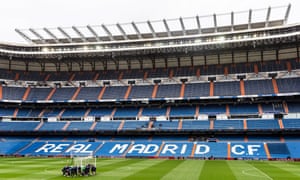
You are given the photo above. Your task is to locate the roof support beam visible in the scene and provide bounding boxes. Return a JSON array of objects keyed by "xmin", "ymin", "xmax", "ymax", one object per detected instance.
[
  {"xmin": 147, "ymin": 21, "xmax": 156, "ymax": 38},
  {"xmin": 231, "ymin": 12, "xmax": 234, "ymax": 31},
  {"xmin": 132, "ymin": 22, "xmax": 142, "ymax": 39},
  {"xmin": 29, "ymin": 28, "xmax": 46, "ymax": 43},
  {"xmin": 265, "ymin": 6, "xmax": 271, "ymax": 27},
  {"xmin": 72, "ymin": 26, "xmax": 87, "ymax": 42},
  {"xmin": 163, "ymin": 19, "xmax": 171, "ymax": 37},
  {"xmin": 284, "ymin": 3, "xmax": 291, "ymax": 24},
  {"xmin": 196, "ymin": 15, "xmax": 201, "ymax": 34},
  {"xmin": 101, "ymin": 24, "xmax": 114, "ymax": 41},
  {"xmin": 248, "ymin": 9, "xmax": 252, "ymax": 29},
  {"xmin": 43, "ymin": 28, "xmax": 60, "ymax": 43},
  {"xmin": 116, "ymin": 23, "xmax": 128, "ymax": 40},
  {"xmin": 179, "ymin": 17, "xmax": 186, "ymax": 35},
  {"xmin": 87, "ymin": 25, "xmax": 101, "ymax": 42},
  {"xmin": 57, "ymin": 27, "xmax": 72, "ymax": 43},
  {"xmin": 213, "ymin": 14, "xmax": 217, "ymax": 33},
  {"xmin": 15, "ymin": 29, "xmax": 33, "ymax": 44}
]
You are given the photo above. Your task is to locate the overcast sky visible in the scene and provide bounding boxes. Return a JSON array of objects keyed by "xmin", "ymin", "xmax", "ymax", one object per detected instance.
[{"xmin": 0, "ymin": 0, "xmax": 299, "ymax": 43}]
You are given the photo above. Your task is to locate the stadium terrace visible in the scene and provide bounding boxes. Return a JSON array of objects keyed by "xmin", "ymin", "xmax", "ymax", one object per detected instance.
[{"xmin": 0, "ymin": 4, "xmax": 300, "ymax": 167}]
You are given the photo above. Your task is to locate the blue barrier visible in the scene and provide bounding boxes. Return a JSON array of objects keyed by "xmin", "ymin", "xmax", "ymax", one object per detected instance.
[{"xmin": 1, "ymin": 140, "xmax": 300, "ymax": 159}]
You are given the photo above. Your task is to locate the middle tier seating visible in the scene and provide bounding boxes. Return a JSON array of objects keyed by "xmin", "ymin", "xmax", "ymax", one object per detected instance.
[
  {"xmin": 0, "ymin": 118, "xmax": 298, "ymax": 132},
  {"xmin": 0, "ymin": 102, "xmax": 291, "ymax": 119},
  {"xmin": 1, "ymin": 77, "xmax": 299, "ymax": 101}
]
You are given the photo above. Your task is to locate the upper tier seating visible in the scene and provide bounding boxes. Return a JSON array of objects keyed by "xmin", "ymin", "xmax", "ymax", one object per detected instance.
[
  {"xmin": 73, "ymin": 72, "xmax": 96, "ymax": 81},
  {"xmin": 122, "ymin": 69, "xmax": 144, "ymax": 79},
  {"xmin": 214, "ymin": 81, "xmax": 240, "ymax": 96},
  {"xmin": 97, "ymin": 70, "xmax": 120, "ymax": 80},
  {"xmin": 76, "ymin": 87, "xmax": 102, "ymax": 100},
  {"xmin": 244, "ymin": 79, "xmax": 274, "ymax": 95},
  {"xmin": 277, "ymin": 78, "xmax": 300, "ymax": 93},
  {"xmin": 27, "ymin": 88, "xmax": 52, "ymax": 101},
  {"xmin": 2, "ymin": 87, "xmax": 26, "ymax": 100},
  {"xmin": 0, "ymin": 69, "xmax": 16, "ymax": 80},
  {"xmin": 173, "ymin": 67, "xmax": 197, "ymax": 77},
  {"xmin": 156, "ymin": 84, "xmax": 181, "ymax": 98},
  {"xmin": 47, "ymin": 72, "xmax": 73, "ymax": 81},
  {"xmin": 184, "ymin": 83, "xmax": 210, "ymax": 97},
  {"xmin": 51, "ymin": 88, "xmax": 76, "ymax": 101},
  {"xmin": 0, "ymin": 59, "xmax": 298, "ymax": 82},
  {"xmin": 0, "ymin": 77, "xmax": 299, "ymax": 101},
  {"xmin": 101, "ymin": 86, "xmax": 127, "ymax": 99},
  {"xmin": 128, "ymin": 85, "xmax": 154, "ymax": 99},
  {"xmin": 19, "ymin": 71, "xmax": 47, "ymax": 81}
]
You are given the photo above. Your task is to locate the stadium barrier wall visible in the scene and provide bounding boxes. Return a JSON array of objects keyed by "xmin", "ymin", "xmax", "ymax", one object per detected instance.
[{"xmin": 4, "ymin": 141, "xmax": 297, "ymax": 160}]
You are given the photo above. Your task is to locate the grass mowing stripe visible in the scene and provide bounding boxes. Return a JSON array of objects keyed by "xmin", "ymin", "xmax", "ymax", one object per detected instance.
[
  {"xmin": 95, "ymin": 158, "xmax": 128, "ymax": 167},
  {"xmin": 199, "ymin": 160, "xmax": 236, "ymax": 180},
  {"xmin": 123, "ymin": 159, "xmax": 183, "ymax": 180},
  {"xmin": 266, "ymin": 161, "xmax": 300, "ymax": 177},
  {"xmin": 227, "ymin": 160, "xmax": 271, "ymax": 180},
  {"xmin": 99, "ymin": 159, "xmax": 145, "ymax": 173},
  {"xmin": 100, "ymin": 159, "xmax": 163, "ymax": 179},
  {"xmin": 247, "ymin": 161, "xmax": 300, "ymax": 180},
  {"xmin": 161, "ymin": 160, "xmax": 204, "ymax": 180}
]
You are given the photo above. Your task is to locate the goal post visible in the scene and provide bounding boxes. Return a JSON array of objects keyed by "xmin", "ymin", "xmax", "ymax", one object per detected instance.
[
  {"xmin": 62, "ymin": 153, "xmax": 97, "ymax": 176},
  {"xmin": 72, "ymin": 155, "xmax": 97, "ymax": 168}
]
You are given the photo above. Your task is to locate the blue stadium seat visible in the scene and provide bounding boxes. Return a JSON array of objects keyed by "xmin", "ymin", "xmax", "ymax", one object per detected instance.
[
  {"xmin": 214, "ymin": 81, "xmax": 240, "ymax": 96},
  {"xmin": 156, "ymin": 84, "xmax": 181, "ymax": 98},
  {"xmin": 181, "ymin": 120, "xmax": 210, "ymax": 130},
  {"xmin": 247, "ymin": 120, "xmax": 280, "ymax": 130},
  {"xmin": 76, "ymin": 87, "xmax": 102, "ymax": 101},
  {"xmin": 38, "ymin": 122, "xmax": 66, "ymax": 131},
  {"xmin": 214, "ymin": 120, "xmax": 243, "ymax": 130}
]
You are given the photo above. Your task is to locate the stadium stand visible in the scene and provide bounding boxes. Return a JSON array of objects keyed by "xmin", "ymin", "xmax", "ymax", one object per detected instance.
[{"xmin": 0, "ymin": 5, "xmax": 299, "ymax": 160}]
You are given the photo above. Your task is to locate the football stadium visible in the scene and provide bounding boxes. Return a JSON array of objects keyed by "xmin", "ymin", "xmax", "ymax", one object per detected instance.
[{"xmin": 0, "ymin": 3, "xmax": 300, "ymax": 179}]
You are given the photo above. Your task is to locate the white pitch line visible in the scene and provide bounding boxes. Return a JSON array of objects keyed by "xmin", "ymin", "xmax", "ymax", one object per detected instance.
[{"xmin": 243, "ymin": 166, "xmax": 273, "ymax": 180}]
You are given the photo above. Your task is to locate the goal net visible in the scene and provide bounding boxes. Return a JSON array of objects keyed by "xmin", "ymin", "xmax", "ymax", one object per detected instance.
[{"xmin": 72, "ymin": 155, "xmax": 97, "ymax": 167}]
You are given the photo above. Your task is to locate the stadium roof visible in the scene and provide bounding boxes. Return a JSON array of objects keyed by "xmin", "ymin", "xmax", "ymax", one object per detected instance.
[{"xmin": 15, "ymin": 4, "xmax": 291, "ymax": 45}]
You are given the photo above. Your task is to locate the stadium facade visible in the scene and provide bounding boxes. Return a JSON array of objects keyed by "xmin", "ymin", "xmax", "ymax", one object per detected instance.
[{"xmin": 0, "ymin": 4, "xmax": 300, "ymax": 160}]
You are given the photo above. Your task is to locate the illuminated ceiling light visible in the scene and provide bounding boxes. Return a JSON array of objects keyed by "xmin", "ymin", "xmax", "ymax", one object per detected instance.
[
  {"xmin": 217, "ymin": 36, "xmax": 226, "ymax": 42},
  {"xmin": 83, "ymin": 46, "xmax": 89, "ymax": 51},
  {"xmin": 42, "ymin": 47, "xmax": 49, "ymax": 52}
]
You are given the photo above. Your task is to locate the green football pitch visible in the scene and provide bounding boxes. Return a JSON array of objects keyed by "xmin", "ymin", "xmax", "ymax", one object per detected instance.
[{"xmin": 0, "ymin": 157, "xmax": 300, "ymax": 180}]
